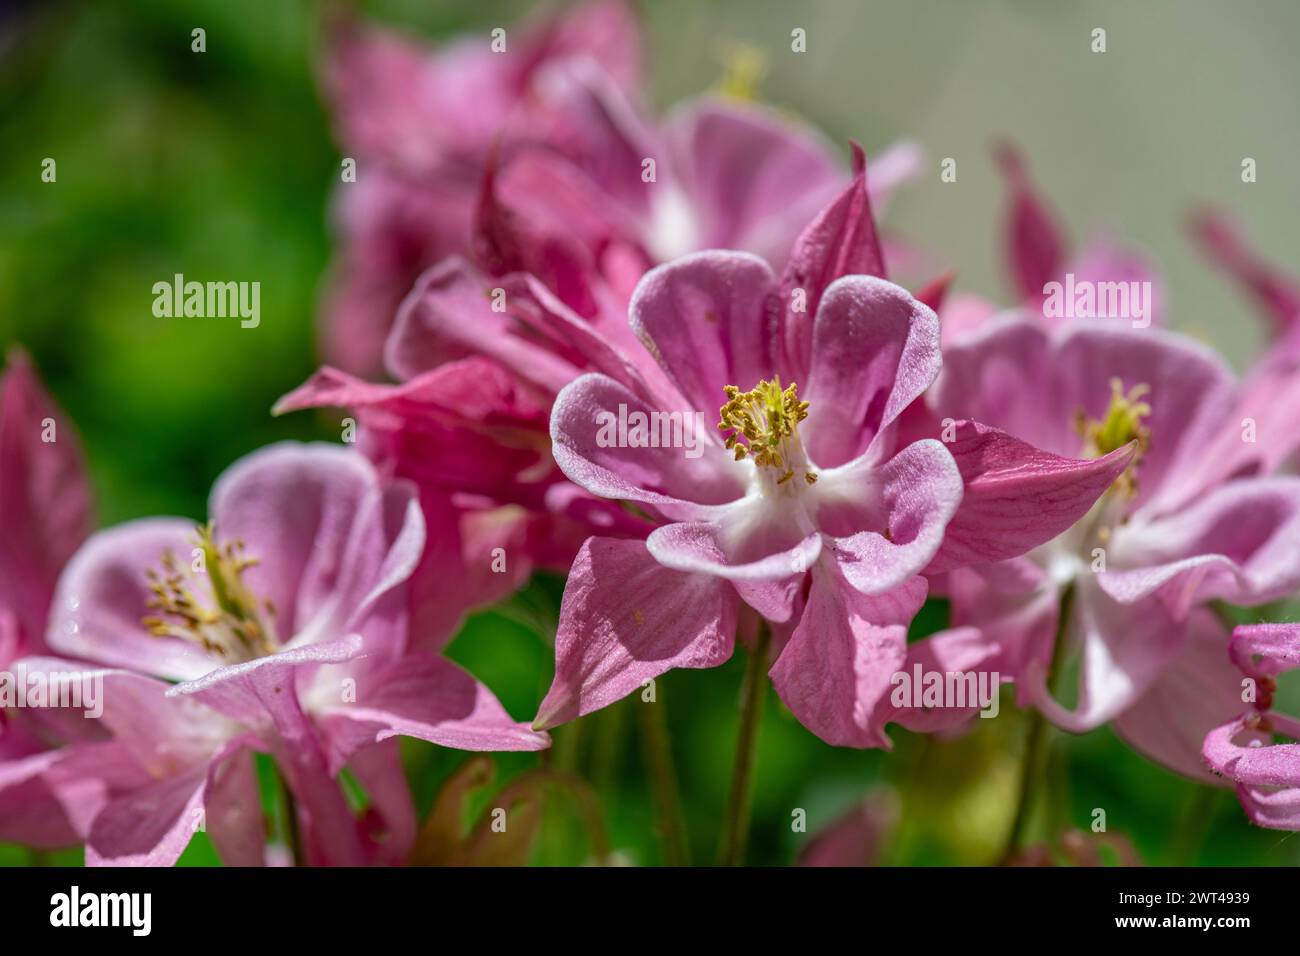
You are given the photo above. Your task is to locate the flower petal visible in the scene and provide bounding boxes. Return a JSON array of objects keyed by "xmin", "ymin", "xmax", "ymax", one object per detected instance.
[
  {"xmin": 778, "ymin": 142, "xmax": 886, "ymax": 380},
  {"xmin": 1112, "ymin": 609, "xmax": 1245, "ymax": 781},
  {"xmin": 209, "ymin": 442, "xmax": 426, "ymax": 655},
  {"xmin": 550, "ymin": 372, "xmax": 743, "ymax": 511},
  {"xmin": 317, "ymin": 653, "xmax": 549, "ymax": 759},
  {"xmin": 534, "ymin": 537, "xmax": 736, "ymax": 728},
  {"xmin": 924, "ymin": 421, "xmax": 1135, "ymax": 574},
  {"xmin": 1027, "ymin": 578, "xmax": 1185, "ymax": 732},
  {"xmin": 46, "ymin": 519, "xmax": 220, "ymax": 681},
  {"xmin": 628, "ymin": 250, "xmax": 777, "ymax": 418},
  {"xmin": 1101, "ymin": 477, "xmax": 1300, "ymax": 613},
  {"xmin": 663, "ymin": 97, "xmax": 842, "ymax": 265},
  {"xmin": 802, "ymin": 276, "xmax": 941, "ymax": 467},
  {"xmin": 769, "ymin": 563, "xmax": 912, "ymax": 749},
  {"xmin": 817, "ymin": 439, "xmax": 962, "ymax": 594},
  {"xmin": 645, "ymin": 515, "xmax": 821, "ymax": 622},
  {"xmin": 0, "ymin": 349, "xmax": 93, "ymax": 651}
]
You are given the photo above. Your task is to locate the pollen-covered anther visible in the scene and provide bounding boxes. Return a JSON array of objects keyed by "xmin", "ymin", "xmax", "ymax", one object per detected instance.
[
  {"xmin": 717, "ymin": 376, "xmax": 816, "ymax": 485},
  {"xmin": 1076, "ymin": 378, "xmax": 1152, "ymax": 499},
  {"xmin": 141, "ymin": 521, "xmax": 279, "ymax": 661}
]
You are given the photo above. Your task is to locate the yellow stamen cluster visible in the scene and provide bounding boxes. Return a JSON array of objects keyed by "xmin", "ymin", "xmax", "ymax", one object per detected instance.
[
  {"xmin": 142, "ymin": 522, "xmax": 278, "ymax": 660},
  {"xmin": 718, "ymin": 377, "xmax": 817, "ymax": 486},
  {"xmin": 1076, "ymin": 378, "xmax": 1152, "ymax": 499}
]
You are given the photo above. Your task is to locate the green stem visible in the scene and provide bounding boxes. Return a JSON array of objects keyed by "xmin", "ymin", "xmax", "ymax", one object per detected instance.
[
  {"xmin": 637, "ymin": 691, "xmax": 691, "ymax": 866},
  {"xmin": 999, "ymin": 584, "xmax": 1074, "ymax": 864},
  {"xmin": 717, "ymin": 623, "xmax": 771, "ymax": 866},
  {"xmin": 999, "ymin": 706, "xmax": 1049, "ymax": 864},
  {"xmin": 279, "ymin": 772, "xmax": 305, "ymax": 867}
]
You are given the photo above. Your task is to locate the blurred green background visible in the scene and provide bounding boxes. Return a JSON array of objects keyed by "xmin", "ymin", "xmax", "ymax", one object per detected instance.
[{"xmin": 1, "ymin": 0, "xmax": 1297, "ymax": 866}]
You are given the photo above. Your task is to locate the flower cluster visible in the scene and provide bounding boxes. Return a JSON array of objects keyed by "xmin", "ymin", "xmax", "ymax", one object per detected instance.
[{"xmin": 3, "ymin": 0, "xmax": 1299, "ymax": 866}]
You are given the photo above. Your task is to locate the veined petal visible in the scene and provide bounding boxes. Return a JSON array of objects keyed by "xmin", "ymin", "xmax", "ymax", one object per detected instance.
[
  {"xmin": 924, "ymin": 421, "xmax": 1135, "ymax": 574},
  {"xmin": 663, "ymin": 96, "xmax": 842, "ymax": 265},
  {"xmin": 550, "ymin": 372, "xmax": 743, "ymax": 511},
  {"xmin": 533, "ymin": 538, "xmax": 736, "ymax": 728},
  {"xmin": 316, "ymin": 654, "xmax": 549, "ymax": 761},
  {"xmin": 768, "ymin": 562, "xmax": 911, "ymax": 749},
  {"xmin": 1027, "ymin": 578, "xmax": 1185, "ymax": 733},
  {"xmin": 628, "ymin": 251, "xmax": 777, "ymax": 419},
  {"xmin": 646, "ymin": 516, "xmax": 821, "ymax": 622},
  {"xmin": 817, "ymin": 440, "xmax": 962, "ymax": 594},
  {"xmin": 45, "ymin": 519, "xmax": 220, "ymax": 682},
  {"xmin": 802, "ymin": 276, "xmax": 941, "ymax": 468}
]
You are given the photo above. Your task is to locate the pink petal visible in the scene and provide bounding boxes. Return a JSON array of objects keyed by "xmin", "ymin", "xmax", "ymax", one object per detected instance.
[
  {"xmin": 664, "ymin": 97, "xmax": 842, "ymax": 265},
  {"xmin": 474, "ymin": 148, "xmax": 641, "ymax": 320},
  {"xmin": 995, "ymin": 144, "xmax": 1067, "ymax": 304},
  {"xmin": 319, "ymin": 171, "xmax": 474, "ymax": 377},
  {"xmin": 0, "ymin": 349, "xmax": 93, "ymax": 652},
  {"xmin": 802, "ymin": 276, "xmax": 941, "ymax": 468},
  {"xmin": 778, "ymin": 142, "xmax": 886, "ymax": 380},
  {"xmin": 384, "ymin": 257, "xmax": 581, "ymax": 393},
  {"xmin": 209, "ymin": 442, "xmax": 426, "ymax": 656},
  {"xmin": 874, "ymin": 627, "xmax": 1004, "ymax": 735},
  {"xmin": 1053, "ymin": 323, "xmax": 1236, "ymax": 514},
  {"xmin": 818, "ymin": 440, "xmax": 962, "ymax": 594},
  {"xmin": 1067, "ymin": 238, "xmax": 1165, "ymax": 328},
  {"xmin": 1112, "ymin": 610, "xmax": 1245, "ymax": 781},
  {"xmin": 317, "ymin": 653, "xmax": 549, "ymax": 758},
  {"xmin": 346, "ymin": 739, "xmax": 417, "ymax": 865},
  {"xmin": 1189, "ymin": 208, "xmax": 1300, "ymax": 338},
  {"xmin": 86, "ymin": 764, "xmax": 212, "ymax": 867},
  {"xmin": 797, "ymin": 790, "xmax": 899, "ymax": 867},
  {"xmin": 170, "ymin": 636, "xmax": 370, "ymax": 866},
  {"xmin": 1229, "ymin": 622, "xmax": 1300, "ymax": 680},
  {"xmin": 768, "ymin": 562, "xmax": 911, "ymax": 749},
  {"xmin": 550, "ymin": 372, "xmax": 744, "ymax": 511},
  {"xmin": 628, "ymin": 250, "xmax": 777, "ymax": 418},
  {"xmin": 46, "ymin": 519, "xmax": 221, "ymax": 681},
  {"xmin": 276, "ymin": 362, "xmax": 550, "ymax": 504},
  {"xmin": 1027, "ymin": 578, "xmax": 1186, "ymax": 732},
  {"xmin": 534, "ymin": 537, "xmax": 736, "ymax": 728},
  {"xmin": 645, "ymin": 516, "xmax": 821, "ymax": 622},
  {"xmin": 928, "ymin": 314, "xmax": 1064, "ymax": 452},
  {"xmin": 1100, "ymin": 478, "xmax": 1300, "ymax": 614},
  {"xmin": 924, "ymin": 421, "xmax": 1136, "ymax": 574},
  {"xmin": 204, "ymin": 747, "xmax": 267, "ymax": 866}
]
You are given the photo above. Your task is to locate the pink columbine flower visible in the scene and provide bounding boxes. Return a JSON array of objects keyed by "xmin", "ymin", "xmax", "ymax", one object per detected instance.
[
  {"xmin": 315, "ymin": 0, "xmax": 924, "ymax": 374},
  {"xmin": 317, "ymin": 0, "xmax": 642, "ymax": 373},
  {"xmin": 930, "ymin": 316, "xmax": 1300, "ymax": 776},
  {"xmin": 1204, "ymin": 623, "xmax": 1300, "ymax": 830},
  {"xmin": 2, "ymin": 443, "xmax": 546, "ymax": 865},
  {"xmin": 530, "ymin": 236, "xmax": 1132, "ymax": 746}
]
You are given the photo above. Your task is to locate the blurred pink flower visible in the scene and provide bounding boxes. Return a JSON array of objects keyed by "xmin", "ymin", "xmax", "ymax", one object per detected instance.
[
  {"xmin": 797, "ymin": 789, "xmax": 899, "ymax": 867},
  {"xmin": 2, "ymin": 443, "xmax": 545, "ymax": 865},
  {"xmin": 315, "ymin": 1, "xmax": 923, "ymax": 375},
  {"xmin": 1204, "ymin": 623, "xmax": 1300, "ymax": 830},
  {"xmin": 930, "ymin": 317, "xmax": 1300, "ymax": 776}
]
